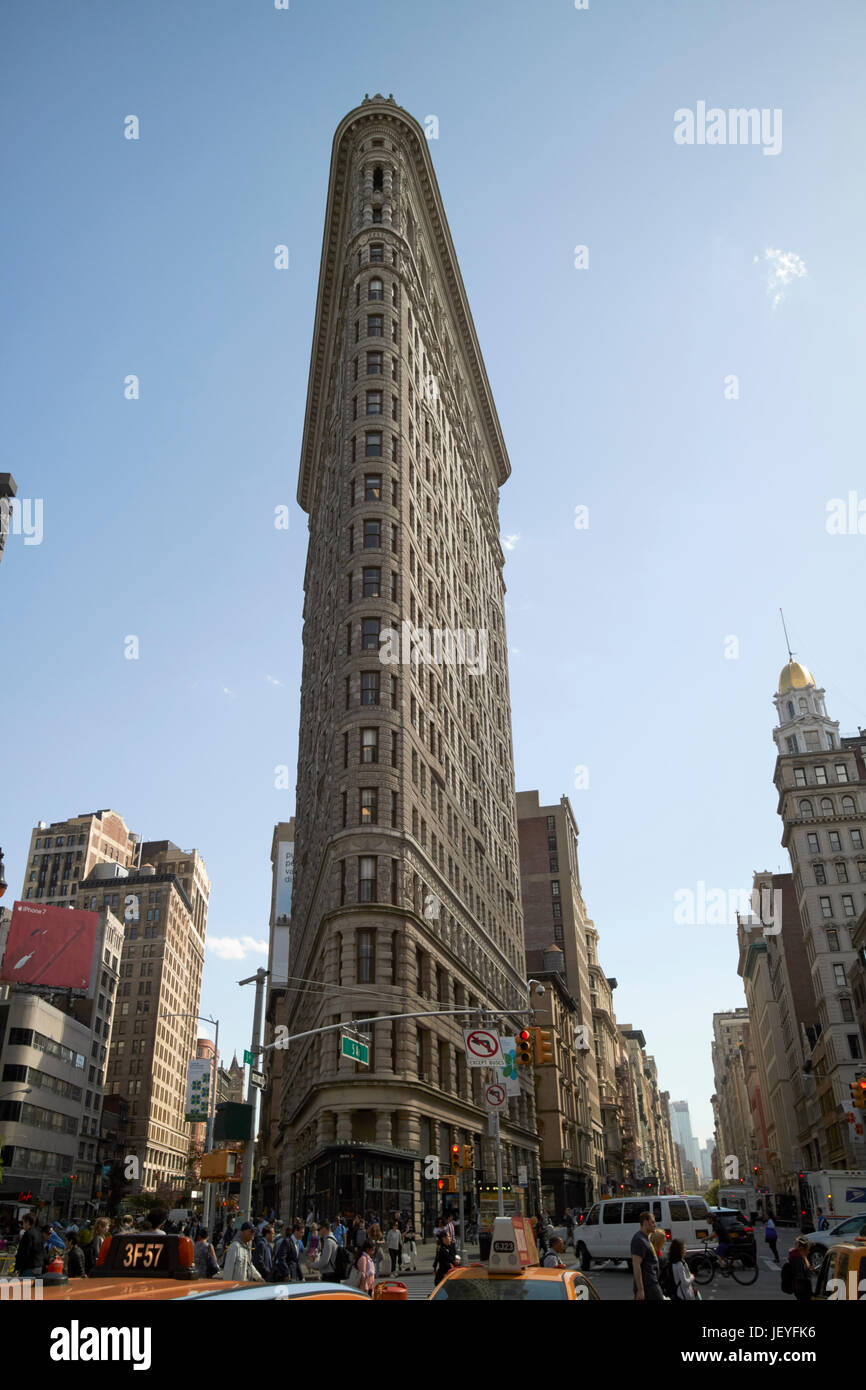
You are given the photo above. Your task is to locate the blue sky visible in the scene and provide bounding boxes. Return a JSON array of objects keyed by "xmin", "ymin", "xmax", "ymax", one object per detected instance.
[{"xmin": 3, "ymin": 0, "xmax": 865, "ymax": 1148}]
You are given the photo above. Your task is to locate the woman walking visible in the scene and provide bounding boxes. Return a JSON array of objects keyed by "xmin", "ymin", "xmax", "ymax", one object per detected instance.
[
  {"xmin": 764, "ymin": 1216, "xmax": 780, "ymax": 1264},
  {"xmin": 193, "ymin": 1228, "xmax": 221, "ymax": 1279},
  {"xmin": 668, "ymin": 1238, "xmax": 698, "ymax": 1300},
  {"xmin": 350, "ymin": 1239, "xmax": 376, "ymax": 1295}
]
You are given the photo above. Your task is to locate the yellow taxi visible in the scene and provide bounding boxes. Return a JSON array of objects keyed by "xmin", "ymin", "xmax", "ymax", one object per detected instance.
[
  {"xmin": 812, "ymin": 1236, "xmax": 866, "ymax": 1301},
  {"xmin": 40, "ymin": 1231, "xmax": 370, "ymax": 1302},
  {"xmin": 428, "ymin": 1216, "xmax": 601, "ymax": 1303}
]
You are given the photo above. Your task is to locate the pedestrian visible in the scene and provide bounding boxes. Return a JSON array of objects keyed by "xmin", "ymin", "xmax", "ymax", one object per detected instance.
[
  {"xmin": 308, "ymin": 1221, "xmax": 340, "ymax": 1280},
  {"xmin": 783, "ymin": 1235, "xmax": 814, "ymax": 1302},
  {"xmin": 564, "ymin": 1207, "xmax": 575, "ymax": 1249},
  {"xmin": 542, "ymin": 1236, "xmax": 567, "ymax": 1268},
  {"xmin": 368, "ymin": 1221, "xmax": 385, "ymax": 1275},
  {"xmin": 402, "ymin": 1217, "xmax": 418, "ymax": 1271},
  {"xmin": 631, "ymin": 1211, "xmax": 664, "ymax": 1302},
  {"xmin": 816, "ymin": 1207, "xmax": 830, "ymax": 1232},
  {"xmin": 193, "ymin": 1228, "xmax": 221, "ymax": 1279},
  {"xmin": 667, "ymin": 1238, "xmax": 698, "ymax": 1300},
  {"xmin": 348, "ymin": 1239, "xmax": 376, "ymax": 1294},
  {"xmin": 765, "ymin": 1215, "xmax": 780, "ymax": 1264},
  {"xmin": 333, "ymin": 1214, "xmax": 347, "ymax": 1247},
  {"xmin": 386, "ymin": 1218, "xmax": 403, "ymax": 1273},
  {"xmin": 650, "ymin": 1228, "xmax": 666, "ymax": 1262},
  {"xmin": 65, "ymin": 1232, "xmax": 87, "ymax": 1278},
  {"xmin": 222, "ymin": 1223, "xmax": 263, "ymax": 1282},
  {"xmin": 252, "ymin": 1224, "xmax": 275, "ymax": 1281},
  {"xmin": 433, "ymin": 1230, "xmax": 460, "ymax": 1285},
  {"xmin": 273, "ymin": 1222, "xmax": 305, "ymax": 1282}
]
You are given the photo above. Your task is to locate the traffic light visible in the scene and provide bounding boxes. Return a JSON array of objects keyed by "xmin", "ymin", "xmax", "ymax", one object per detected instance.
[
  {"xmin": 437, "ymin": 1176, "xmax": 456, "ymax": 1193},
  {"xmin": 850, "ymin": 1077, "xmax": 866, "ymax": 1109},
  {"xmin": 515, "ymin": 1029, "xmax": 533, "ymax": 1066},
  {"xmin": 533, "ymin": 1028, "xmax": 554, "ymax": 1066},
  {"xmin": 462, "ymin": 1144, "xmax": 474, "ymax": 1170},
  {"xmin": 450, "ymin": 1143, "xmax": 461, "ymax": 1169}
]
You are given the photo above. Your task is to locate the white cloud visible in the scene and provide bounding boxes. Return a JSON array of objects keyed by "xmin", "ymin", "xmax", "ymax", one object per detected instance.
[
  {"xmin": 207, "ymin": 935, "xmax": 268, "ymax": 960},
  {"xmin": 221, "ymin": 686, "xmax": 236, "ymax": 699},
  {"xmin": 502, "ymin": 533, "xmax": 520, "ymax": 551},
  {"xmin": 266, "ymin": 675, "xmax": 284, "ymax": 687},
  {"xmin": 755, "ymin": 247, "xmax": 807, "ymax": 309}
]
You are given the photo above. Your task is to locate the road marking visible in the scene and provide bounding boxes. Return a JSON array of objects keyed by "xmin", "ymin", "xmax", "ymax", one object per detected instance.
[{"xmin": 763, "ymin": 1258, "xmax": 780, "ymax": 1272}]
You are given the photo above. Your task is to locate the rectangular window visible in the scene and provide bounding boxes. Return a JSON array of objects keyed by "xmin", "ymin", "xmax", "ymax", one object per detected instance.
[
  {"xmin": 815, "ymin": 864, "xmax": 827, "ymax": 885},
  {"xmin": 367, "ymin": 350, "xmax": 383, "ymax": 374},
  {"xmin": 357, "ymin": 930, "xmax": 375, "ymax": 983},
  {"xmin": 366, "ymin": 391, "xmax": 383, "ymax": 415},
  {"xmin": 359, "ymin": 856, "xmax": 377, "ymax": 903},
  {"xmin": 815, "ymin": 766, "xmax": 828, "ymax": 785},
  {"xmin": 361, "ymin": 727, "xmax": 378, "ymax": 763},
  {"xmin": 362, "ymin": 617, "xmax": 380, "ymax": 651},
  {"xmin": 827, "ymin": 928, "xmax": 839, "ymax": 951},
  {"xmin": 829, "ymin": 832, "xmax": 842, "ymax": 852},
  {"xmin": 836, "ymin": 764, "xmax": 849, "ymax": 783},
  {"xmin": 786, "ymin": 736, "xmax": 799, "ymax": 754},
  {"xmin": 363, "ymin": 519, "xmax": 381, "ymax": 548},
  {"xmin": 834, "ymin": 964, "xmax": 847, "ymax": 986},
  {"xmin": 370, "ymin": 243, "xmax": 384, "ymax": 264},
  {"xmin": 842, "ymin": 998, "xmax": 855, "ymax": 1022},
  {"xmin": 391, "ymin": 790, "xmax": 399, "ymax": 828},
  {"xmin": 551, "ymin": 880, "xmax": 560, "ymax": 897},
  {"xmin": 391, "ymin": 731, "xmax": 398, "ymax": 767},
  {"xmin": 842, "ymin": 895, "xmax": 855, "ymax": 917},
  {"xmin": 361, "ymin": 671, "xmax": 380, "ymax": 705},
  {"xmin": 848, "ymin": 1034, "xmax": 862, "ymax": 1059},
  {"xmin": 820, "ymin": 896, "xmax": 833, "ymax": 919},
  {"xmin": 367, "ymin": 315, "xmax": 384, "ymax": 337},
  {"xmin": 794, "ymin": 768, "xmax": 807, "ymax": 787},
  {"xmin": 362, "ymin": 566, "xmax": 381, "ymax": 597},
  {"xmin": 360, "ymin": 788, "xmax": 379, "ymax": 825},
  {"xmin": 390, "ymin": 570, "xmax": 398, "ymax": 601},
  {"xmin": 852, "ymin": 830, "xmax": 863, "ymax": 850},
  {"xmin": 365, "ymin": 431, "xmax": 383, "ymax": 458},
  {"xmin": 364, "ymin": 473, "xmax": 382, "ymax": 500},
  {"xmin": 807, "ymin": 833, "xmax": 820, "ymax": 853}
]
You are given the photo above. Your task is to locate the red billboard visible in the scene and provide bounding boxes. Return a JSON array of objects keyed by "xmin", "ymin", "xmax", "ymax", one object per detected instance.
[{"xmin": 1, "ymin": 901, "xmax": 99, "ymax": 991}]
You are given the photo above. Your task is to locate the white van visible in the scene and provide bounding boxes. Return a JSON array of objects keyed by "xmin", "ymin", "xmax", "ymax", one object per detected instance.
[{"xmin": 575, "ymin": 1195, "xmax": 712, "ymax": 1269}]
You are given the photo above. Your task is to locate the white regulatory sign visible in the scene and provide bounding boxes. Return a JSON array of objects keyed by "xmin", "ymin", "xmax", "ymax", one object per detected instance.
[
  {"xmin": 485, "ymin": 1083, "xmax": 507, "ymax": 1111},
  {"xmin": 463, "ymin": 1028, "xmax": 504, "ymax": 1068}
]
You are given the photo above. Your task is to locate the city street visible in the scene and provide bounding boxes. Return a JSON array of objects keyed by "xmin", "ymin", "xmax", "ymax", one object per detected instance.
[{"xmin": 397, "ymin": 1228, "xmax": 800, "ymax": 1302}]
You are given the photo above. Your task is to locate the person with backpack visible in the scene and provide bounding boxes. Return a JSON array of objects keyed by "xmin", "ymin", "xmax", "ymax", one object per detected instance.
[
  {"xmin": 193, "ymin": 1228, "xmax": 221, "ymax": 1279},
  {"xmin": 308, "ymin": 1221, "xmax": 340, "ymax": 1281},
  {"xmin": 781, "ymin": 1235, "xmax": 814, "ymax": 1301},
  {"xmin": 765, "ymin": 1216, "xmax": 780, "ymax": 1263}
]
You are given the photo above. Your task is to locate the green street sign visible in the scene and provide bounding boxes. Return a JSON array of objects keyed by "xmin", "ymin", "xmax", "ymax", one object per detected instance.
[
  {"xmin": 243, "ymin": 1050, "xmax": 255, "ymax": 1066},
  {"xmin": 341, "ymin": 1035, "xmax": 369, "ymax": 1065}
]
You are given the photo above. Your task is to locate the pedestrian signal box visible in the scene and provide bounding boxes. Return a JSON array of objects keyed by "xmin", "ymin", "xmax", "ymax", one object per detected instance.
[{"xmin": 533, "ymin": 1029, "xmax": 554, "ymax": 1065}]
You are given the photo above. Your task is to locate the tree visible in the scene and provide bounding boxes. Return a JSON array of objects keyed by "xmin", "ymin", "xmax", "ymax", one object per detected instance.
[{"xmin": 705, "ymin": 1178, "xmax": 720, "ymax": 1207}]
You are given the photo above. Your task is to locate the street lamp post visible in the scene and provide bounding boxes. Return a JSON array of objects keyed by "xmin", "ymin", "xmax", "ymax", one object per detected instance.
[{"xmin": 160, "ymin": 1012, "xmax": 220, "ymax": 1230}]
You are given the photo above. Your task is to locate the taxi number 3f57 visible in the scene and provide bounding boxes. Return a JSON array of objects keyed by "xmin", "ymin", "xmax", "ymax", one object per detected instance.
[{"xmin": 122, "ymin": 1242, "xmax": 165, "ymax": 1268}]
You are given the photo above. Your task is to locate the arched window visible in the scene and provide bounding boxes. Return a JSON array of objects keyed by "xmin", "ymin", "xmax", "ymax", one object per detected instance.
[
  {"xmin": 788, "ymin": 701, "xmax": 795, "ymax": 719},
  {"xmin": 842, "ymin": 796, "xmax": 856, "ymax": 815},
  {"xmin": 368, "ymin": 278, "xmax": 384, "ymax": 301},
  {"xmin": 799, "ymin": 799, "xmax": 813, "ymax": 817},
  {"xmin": 372, "ymin": 165, "xmax": 384, "ymax": 192},
  {"xmin": 820, "ymin": 797, "xmax": 833, "ymax": 816}
]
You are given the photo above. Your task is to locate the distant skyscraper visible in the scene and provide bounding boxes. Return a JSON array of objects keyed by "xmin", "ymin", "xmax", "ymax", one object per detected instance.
[
  {"xmin": 282, "ymin": 95, "xmax": 535, "ymax": 1227},
  {"xmin": 670, "ymin": 1100, "xmax": 701, "ymax": 1175}
]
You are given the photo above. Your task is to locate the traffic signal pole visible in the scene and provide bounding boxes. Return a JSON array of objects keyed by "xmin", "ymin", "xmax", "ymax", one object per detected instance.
[{"xmin": 238, "ymin": 968, "xmax": 268, "ymax": 1224}]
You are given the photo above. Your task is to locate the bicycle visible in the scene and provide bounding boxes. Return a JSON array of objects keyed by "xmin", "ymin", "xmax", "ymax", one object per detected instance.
[{"xmin": 688, "ymin": 1238, "xmax": 759, "ymax": 1286}]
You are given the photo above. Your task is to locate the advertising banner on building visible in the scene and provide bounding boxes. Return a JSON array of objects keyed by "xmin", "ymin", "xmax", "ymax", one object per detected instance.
[
  {"xmin": 185, "ymin": 1058, "xmax": 212, "ymax": 1123},
  {"xmin": 275, "ymin": 842, "xmax": 293, "ymax": 923},
  {"xmin": 1, "ymin": 901, "xmax": 99, "ymax": 991}
]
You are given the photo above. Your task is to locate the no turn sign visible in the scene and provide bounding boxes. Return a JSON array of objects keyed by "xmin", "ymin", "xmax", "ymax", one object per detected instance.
[
  {"xmin": 463, "ymin": 1029, "xmax": 504, "ymax": 1068},
  {"xmin": 485, "ymin": 1082, "xmax": 507, "ymax": 1111}
]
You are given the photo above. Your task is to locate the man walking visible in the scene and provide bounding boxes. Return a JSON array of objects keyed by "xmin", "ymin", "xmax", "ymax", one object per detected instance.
[
  {"xmin": 542, "ymin": 1236, "xmax": 567, "ymax": 1268},
  {"xmin": 764, "ymin": 1215, "xmax": 780, "ymax": 1263},
  {"xmin": 308, "ymin": 1221, "xmax": 339, "ymax": 1280},
  {"xmin": 222, "ymin": 1222, "xmax": 263, "ymax": 1282},
  {"xmin": 14, "ymin": 1214, "xmax": 44, "ymax": 1278},
  {"xmin": 631, "ymin": 1211, "xmax": 664, "ymax": 1301}
]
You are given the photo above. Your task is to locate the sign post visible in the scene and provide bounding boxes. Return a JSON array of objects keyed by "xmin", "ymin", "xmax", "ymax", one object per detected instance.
[{"xmin": 463, "ymin": 1028, "xmax": 504, "ymax": 1068}]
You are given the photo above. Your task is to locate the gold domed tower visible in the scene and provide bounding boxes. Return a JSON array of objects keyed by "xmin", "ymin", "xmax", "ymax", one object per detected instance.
[{"xmin": 773, "ymin": 652, "xmax": 837, "ymax": 757}]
